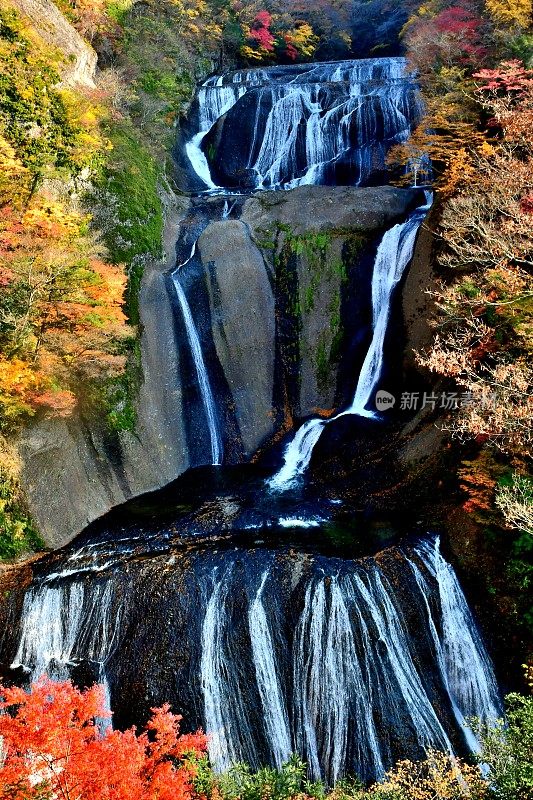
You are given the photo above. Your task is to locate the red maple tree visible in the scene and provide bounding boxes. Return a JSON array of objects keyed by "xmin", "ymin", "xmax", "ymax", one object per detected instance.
[
  {"xmin": 250, "ymin": 10, "xmax": 276, "ymax": 51},
  {"xmin": 0, "ymin": 678, "xmax": 208, "ymax": 800}
]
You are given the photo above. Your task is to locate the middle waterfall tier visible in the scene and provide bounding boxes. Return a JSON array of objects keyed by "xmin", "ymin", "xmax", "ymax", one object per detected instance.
[{"xmin": 180, "ymin": 57, "xmax": 424, "ymax": 192}]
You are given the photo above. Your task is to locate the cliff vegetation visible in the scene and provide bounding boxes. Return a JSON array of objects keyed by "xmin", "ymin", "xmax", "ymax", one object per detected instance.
[
  {"xmin": 0, "ymin": 676, "xmax": 532, "ymax": 800},
  {"xmin": 385, "ymin": 0, "xmax": 533, "ymax": 673}
]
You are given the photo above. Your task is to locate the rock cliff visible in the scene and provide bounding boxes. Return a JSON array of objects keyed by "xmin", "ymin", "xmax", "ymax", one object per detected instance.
[
  {"xmin": 18, "ymin": 185, "xmax": 430, "ymax": 548},
  {"xmin": 9, "ymin": 0, "xmax": 97, "ymax": 86}
]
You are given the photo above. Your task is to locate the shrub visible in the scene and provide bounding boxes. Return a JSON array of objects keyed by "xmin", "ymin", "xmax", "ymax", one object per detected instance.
[
  {"xmin": 0, "ymin": 677, "xmax": 208, "ymax": 800},
  {"xmin": 477, "ymin": 693, "xmax": 533, "ymax": 800},
  {"xmin": 0, "ymin": 442, "xmax": 42, "ymax": 561},
  {"xmin": 216, "ymin": 756, "xmax": 325, "ymax": 800}
]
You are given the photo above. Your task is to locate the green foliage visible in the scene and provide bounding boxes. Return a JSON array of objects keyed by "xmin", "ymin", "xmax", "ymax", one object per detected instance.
[
  {"xmin": 94, "ymin": 119, "xmax": 163, "ymax": 323},
  {"xmin": 0, "ymin": 8, "xmax": 100, "ymax": 184},
  {"xmin": 0, "ymin": 468, "xmax": 42, "ymax": 561},
  {"xmin": 277, "ymin": 226, "xmax": 347, "ymax": 312},
  {"xmin": 258, "ymin": 223, "xmax": 359, "ymax": 396},
  {"xmin": 102, "ymin": 120, "xmax": 163, "ymax": 263},
  {"xmin": 119, "ymin": 4, "xmax": 197, "ymax": 141},
  {"xmin": 216, "ymin": 755, "xmax": 325, "ymax": 800},
  {"xmin": 138, "ymin": 68, "xmax": 185, "ymax": 103},
  {"xmin": 187, "ymin": 753, "xmax": 216, "ymax": 799},
  {"xmin": 103, "ymin": 338, "xmax": 141, "ymax": 433},
  {"xmin": 507, "ymin": 33, "xmax": 533, "ymax": 66},
  {"xmin": 105, "ymin": 0, "xmax": 135, "ymax": 25},
  {"xmin": 477, "ymin": 693, "xmax": 533, "ymax": 800}
]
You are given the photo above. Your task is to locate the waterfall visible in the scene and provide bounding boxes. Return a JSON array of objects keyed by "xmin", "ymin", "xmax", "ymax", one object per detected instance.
[
  {"xmin": 11, "ymin": 580, "xmax": 121, "ymax": 723},
  {"xmin": 293, "ymin": 567, "xmax": 452, "ymax": 784},
  {"xmin": 348, "ymin": 199, "xmax": 430, "ymax": 416},
  {"xmin": 249, "ymin": 81, "xmax": 414, "ymax": 191},
  {"xmin": 179, "ymin": 57, "xmax": 425, "ymax": 475},
  {"xmin": 172, "ymin": 245, "xmax": 223, "ymax": 467},
  {"xmin": 268, "ymin": 419, "xmax": 327, "ymax": 492},
  {"xmin": 196, "ymin": 539, "xmax": 500, "ymax": 783},
  {"xmin": 3, "ymin": 538, "xmax": 500, "ymax": 785},
  {"xmin": 0, "ymin": 50, "xmax": 503, "ymax": 795},
  {"xmin": 186, "ymin": 132, "xmax": 219, "ymax": 191},
  {"xmin": 248, "ymin": 572, "xmax": 292, "ymax": 768},
  {"xmin": 200, "ymin": 567, "xmax": 258, "ymax": 771},
  {"xmin": 292, "ymin": 574, "xmax": 383, "ymax": 782},
  {"xmin": 269, "ymin": 196, "xmax": 430, "ymax": 491},
  {"xmin": 186, "ymin": 58, "xmax": 421, "ymax": 192},
  {"xmin": 406, "ymin": 538, "xmax": 503, "ymax": 752},
  {"xmin": 186, "ymin": 80, "xmax": 246, "ymax": 189}
]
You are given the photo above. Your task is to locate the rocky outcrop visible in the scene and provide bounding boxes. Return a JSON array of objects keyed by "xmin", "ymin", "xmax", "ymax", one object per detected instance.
[
  {"xmin": 401, "ymin": 207, "xmax": 438, "ymax": 375},
  {"xmin": 10, "ymin": 0, "xmax": 97, "ymax": 87},
  {"xmin": 18, "ymin": 193, "xmax": 191, "ymax": 549},
  {"xmin": 241, "ymin": 185, "xmax": 421, "ymax": 235},
  {"xmin": 18, "ymin": 185, "xmax": 426, "ymax": 549},
  {"xmin": 198, "ymin": 220, "xmax": 276, "ymax": 456},
  {"xmin": 242, "ymin": 186, "xmax": 424, "ymax": 416}
]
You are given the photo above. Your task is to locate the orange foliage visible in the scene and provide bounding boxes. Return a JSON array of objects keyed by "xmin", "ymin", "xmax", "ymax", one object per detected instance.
[
  {"xmin": 458, "ymin": 451, "xmax": 504, "ymax": 521},
  {"xmin": 56, "ymin": 0, "xmax": 122, "ymax": 44},
  {"xmin": 0, "ymin": 677, "xmax": 208, "ymax": 800},
  {"xmin": 415, "ymin": 66, "xmax": 533, "ymax": 458},
  {"xmin": 0, "ymin": 195, "xmax": 131, "ymax": 426}
]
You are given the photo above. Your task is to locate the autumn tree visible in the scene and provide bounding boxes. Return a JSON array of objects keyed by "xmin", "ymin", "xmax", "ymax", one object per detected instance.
[
  {"xmin": 0, "ymin": 677, "xmax": 208, "ymax": 800},
  {"xmin": 485, "ymin": 0, "xmax": 532, "ymax": 31},
  {"xmin": 0, "ymin": 7, "xmax": 133, "ymax": 430},
  {"xmin": 374, "ymin": 749, "xmax": 488, "ymax": 799},
  {"xmin": 286, "ymin": 0, "xmax": 353, "ymax": 59},
  {"xmin": 0, "ymin": 198, "xmax": 131, "ymax": 426},
  {"xmin": 411, "ymin": 59, "xmax": 533, "ymax": 555},
  {"xmin": 238, "ymin": 5, "xmax": 318, "ymax": 63},
  {"xmin": 416, "ymin": 71, "xmax": 533, "ymax": 457}
]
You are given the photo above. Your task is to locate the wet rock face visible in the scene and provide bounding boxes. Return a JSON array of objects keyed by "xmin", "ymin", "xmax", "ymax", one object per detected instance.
[
  {"xmin": 241, "ymin": 186, "xmax": 424, "ymax": 418},
  {"xmin": 18, "ymin": 185, "xmax": 425, "ymax": 549},
  {"xmin": 16, "ymin": 51, "xmax": 431, "ymax": 551},
  {"xmin": 18, "ymin": 196, "xmax": 193, "ymax": 551},
  {"xmin": 0, "ymin": 532, "xmax": 502, "ymax": 785},
  {"xmin": 198, "ymin": 220, "xmax": 276, "ymax": 456},
  {"xmin": 241, "ymin": 186, "xmax": 424, "ymax": 236},
  {"xmin": 189, "ymin": 186, "xmax": 423, "ymax": 444}
]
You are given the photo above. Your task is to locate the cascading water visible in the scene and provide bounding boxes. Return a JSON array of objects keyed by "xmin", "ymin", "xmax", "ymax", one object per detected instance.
[
  {"xmin": 172, "ymin": 243, "xmax": 224, "ymax": 466},
  {"xmin": 11, "ymin": 581, "xmax": 120, "ymax": 683},
  {"xmin": 197, "ymin": 537, "xmax": 501, "ymax": 782},
  {"xmin": 186, "ymin": 80, "xmax": 247, "ymax": 190},
  {"xmin": 179, "ymin": 57, "xmax": 424, "ymax": 474},
  {"xmin": 269, "ymin": 194, "xmax": 431, "ymax": 491},
  {"xmin": 406, "ymin": 538, "xmax": 502, "ymax": 753},
  {"xmin": 0, "ymin": 54, "xmax": 504, "ymax": 795},
  {"xmin": 10, "ymin": 580, "xmax": 121, "ymax": 732},
  {"xmin": 185, "ymin": 57, "xmax": 422, "ymax": 192},
  {"xmin": 248, "ymin": 572, "xmax": 293, "ymax": 769},
  {"xmin": 1, "ymin": 509, "xmax": 501, "ymax": 785},
  {"xmin": 349, "ymin": 194, "xmax": 431, "ymax": 416}
]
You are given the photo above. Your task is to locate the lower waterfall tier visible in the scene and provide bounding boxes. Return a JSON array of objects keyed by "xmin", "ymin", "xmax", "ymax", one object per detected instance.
[{"xmin": 1, "ymin": 522, "xmax": 501, "ymax": 785}]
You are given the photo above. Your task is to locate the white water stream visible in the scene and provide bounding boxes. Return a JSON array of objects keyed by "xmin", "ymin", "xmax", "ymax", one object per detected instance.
[{"xmin": 269, "ymin": 195, "xmax": 431, "ymax": 491}]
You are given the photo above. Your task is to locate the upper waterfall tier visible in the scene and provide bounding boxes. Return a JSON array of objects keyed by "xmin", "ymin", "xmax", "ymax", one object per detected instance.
[{"xmin": 178, "ymin": 57, "xmax": 423, "ymax": 193}]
